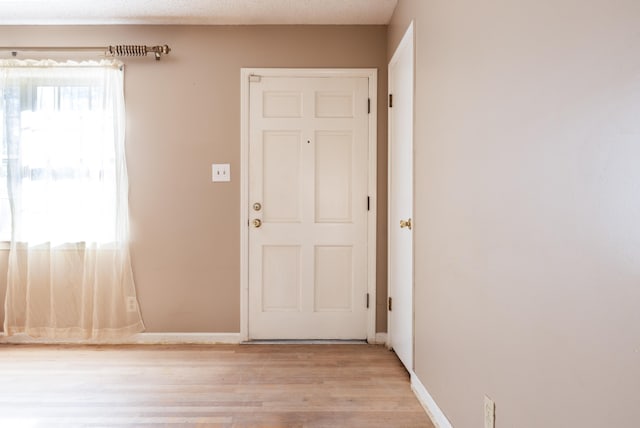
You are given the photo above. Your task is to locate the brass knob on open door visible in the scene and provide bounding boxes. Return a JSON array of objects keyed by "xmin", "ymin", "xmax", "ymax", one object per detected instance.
[
  {"xmin": 253, "ymin": 219, "xmax": 262, "ymax": 228},
  {"xmin": 253, "ymin": 202, "xmax": 262, "ymax": 211},
  {"xmin": 400, "ymin": 218, "xmax": 412, "ymax": 230}
]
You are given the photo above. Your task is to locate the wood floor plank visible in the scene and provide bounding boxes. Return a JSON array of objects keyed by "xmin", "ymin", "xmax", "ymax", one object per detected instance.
[{"xmin": 0, "ymin": 344, "xmax": 434, "ymax": 427}]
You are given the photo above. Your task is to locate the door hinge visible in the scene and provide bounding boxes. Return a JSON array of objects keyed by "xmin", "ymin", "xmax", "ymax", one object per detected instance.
[
  {"xmin": 367, "ymin": 98, "xmax": 371, "ymax": 114},
  {"xmin": 388, "ymin": 296, "xmax": 393, "ymax": 311},
  {"xmin": 366, "ymin": 293, "xmax": 370, "ymax": 308},
  {"xmin": 367, "ymin": 196, "xmax": 370, "ymax": 211},
  {"xmin": 389, "ymin": 93, "xmax": 393, "ymax": 108}
]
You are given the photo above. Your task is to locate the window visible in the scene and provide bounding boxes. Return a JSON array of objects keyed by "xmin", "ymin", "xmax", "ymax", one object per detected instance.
[{"xmin": 0, "ymin": 61, "xmax": 122, "ymax": 245}]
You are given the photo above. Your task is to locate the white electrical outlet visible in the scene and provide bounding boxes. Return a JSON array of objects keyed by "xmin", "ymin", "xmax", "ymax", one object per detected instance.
[
  {"xmin": 127, "ymin": 297, "xmax": 138, "ymax": 313},
  {"xmin": 212, "ymin": 163, "xmax": 231, "ymax": 182},
  {"xmin": 484, "ymin": 395, "xmax": 495, "ymax": 428}
]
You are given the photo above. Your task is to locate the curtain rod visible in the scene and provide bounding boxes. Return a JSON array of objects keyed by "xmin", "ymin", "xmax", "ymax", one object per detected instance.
[{"xmin": 0, "ymin": 45, "xmax": 171, "ymax": 61}]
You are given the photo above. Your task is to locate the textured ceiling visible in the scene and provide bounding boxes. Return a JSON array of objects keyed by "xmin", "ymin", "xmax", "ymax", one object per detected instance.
[{"xmin": 0, "ymin": 0, "xmax": 398, "ymax": 25}]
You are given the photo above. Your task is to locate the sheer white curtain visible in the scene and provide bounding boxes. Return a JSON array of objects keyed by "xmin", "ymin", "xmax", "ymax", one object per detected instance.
[{"xmin": 1, "ymin": 59, "xmax": 144, "ymax": 340}]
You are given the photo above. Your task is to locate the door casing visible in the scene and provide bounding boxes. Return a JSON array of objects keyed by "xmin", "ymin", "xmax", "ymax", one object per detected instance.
[{"xmin": 240, "ymin": 68, "xmax": 378, "ymax": 342}]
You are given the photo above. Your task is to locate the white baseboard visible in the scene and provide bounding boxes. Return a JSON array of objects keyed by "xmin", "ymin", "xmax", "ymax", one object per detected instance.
[
  {"xmin": 0, "ymin": 332, "xmax": 242, "ymax": 345},
  {"xmin": 124, "ymin": 333, "xmax": 242, "ymax": 344},
  {"xmin": 371, "ymin": 332, "xmax": 387, "ymax": 345},
  {"xmin": 411, "ymin": 372, "xmax": 453, "ymax": 428}
]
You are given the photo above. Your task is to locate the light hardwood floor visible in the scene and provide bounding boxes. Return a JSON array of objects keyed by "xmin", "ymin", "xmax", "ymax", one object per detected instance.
[{"xmin": 0, "ymin": 344, "xmax": 434, "ymax": 427}]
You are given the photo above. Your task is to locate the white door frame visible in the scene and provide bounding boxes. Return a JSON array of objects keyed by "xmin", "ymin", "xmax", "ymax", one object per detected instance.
[{"xmin": 240, "ymin": 68, "xmax": 378, "ymax": 342}]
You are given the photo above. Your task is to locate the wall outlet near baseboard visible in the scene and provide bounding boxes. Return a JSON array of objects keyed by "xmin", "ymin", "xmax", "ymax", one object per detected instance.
[
  {"xmin": 484, "ymin": 395, "xmax": 495, "ymax": 428},
  {"xmin": 127, "ymin": 297, "xmax": 138, "ymax": 313}
]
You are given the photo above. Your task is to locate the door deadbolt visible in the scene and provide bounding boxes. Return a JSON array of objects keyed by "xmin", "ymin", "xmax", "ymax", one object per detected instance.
[
  {"xmin": 400, "ymin": 218, "xmax": 412, "ymax": 230},
  {"xmin": 253, "ymin": 202, "xmax": 262, "ymax": 211},
  {"xmin": 253, "ymin": 219, "xmax": 262, "ymax": 228}
]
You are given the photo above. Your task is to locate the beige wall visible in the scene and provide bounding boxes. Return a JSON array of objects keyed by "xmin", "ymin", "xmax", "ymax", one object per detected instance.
[
  {"xmin": 0, "ymin": 25, "xmax": 388, "ymax": 333},
  {"xmin": 389, "ymin": 1, "xmax": 640, "ymax": 427}
]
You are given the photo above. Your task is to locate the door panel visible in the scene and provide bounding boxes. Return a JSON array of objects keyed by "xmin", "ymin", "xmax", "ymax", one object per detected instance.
[
  {"xmin": 261, "ymin": 246, "xmax": 301, "ymax": 311},
  {"xmin": 315, "ymin": 92, "xmax": 354, "ymax": 118},
  {"xmin": 263, "ymin": 91, "xmax": 303, "ymax": 118},
  {"xmin": 315, "ymin": 131, "xmax": 352, "ymax": 222},
  {"xmin": 249, "ymin": 75, "xmax": 369, "ymax": 339},
  {"xmin": 262, "ymin": 131, "xmax": 302, "ymax": 222},
  {"xmin": 314, "ymin": 246, "xmax": 352, "ymax": 311}
]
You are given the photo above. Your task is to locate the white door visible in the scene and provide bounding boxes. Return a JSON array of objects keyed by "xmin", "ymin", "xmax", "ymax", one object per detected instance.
[
  {"xmin": 248, "ymin": 75, "xmax": 370, "ymax": 339},
  {"xmin": 388, "ymin": 23, "xmax": 414, "ymax": 370}
]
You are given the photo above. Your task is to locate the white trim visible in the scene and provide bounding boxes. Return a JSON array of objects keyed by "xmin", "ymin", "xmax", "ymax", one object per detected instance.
[
  {"xmin": 366, "ymin": 70, "xmax": 378, "ymax": 343},
  {"xmin": 369, "ymin": 332, "xmax": 387, "ymax": 345},
  {"xmin": 243, "ymin": 339, "xmax": 367, "ymax": 345},
  {"xmin": 0, "ymin": 332, "xmax": 242, "ymax": 345},
  {"xmin": 240, "ymin": 69, "xmax": 250, "ymax": 342},
  {"xmin": 411, "ymin": 372, "xmax": 453, "ymax": 428},
  {"xmin": 240, "ymin": 68, "xmax": 378, "ymax": 342}
]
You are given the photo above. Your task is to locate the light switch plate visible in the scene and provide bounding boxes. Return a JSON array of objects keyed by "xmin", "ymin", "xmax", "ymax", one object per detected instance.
[{"xmin": 212, "ymin": 163, "xmax": 231, "ymax": 182}]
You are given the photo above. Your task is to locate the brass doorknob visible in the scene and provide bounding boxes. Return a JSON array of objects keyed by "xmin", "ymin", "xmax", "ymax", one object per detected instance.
[
  {"xmin": 253, "ymin": 219, "xmax": 262, "ymax": 228},
  {"xmin": 400, "ymin": 218, "xmax": 412, "ymax": 230},
  {"xmin": 253, "ymin": 202, "xmax": 262, "ymax": 211}
]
